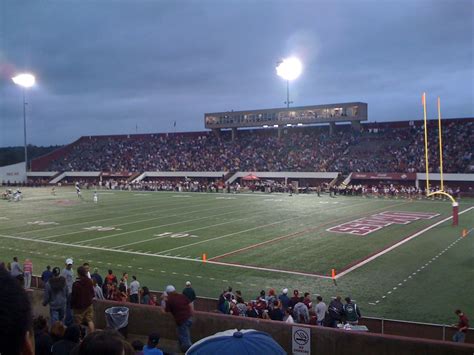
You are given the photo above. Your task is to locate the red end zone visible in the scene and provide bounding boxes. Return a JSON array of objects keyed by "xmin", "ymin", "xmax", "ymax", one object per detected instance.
[{"xmin": 326, "ymin": 211, "xmax": 440, "ymax": 236}]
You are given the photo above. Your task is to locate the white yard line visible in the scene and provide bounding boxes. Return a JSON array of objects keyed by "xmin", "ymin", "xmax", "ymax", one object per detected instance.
[
  {"xmin": 34, "ymin": 203, "xmax": 228, "ymax": 239},
  {"xmin": 75, "ymin": 208, "xmax": 241, "ymax": 244},
  {"xmin": 113, "ymin": 208, "xmax": 274, "ymax": 248},
  {"xmin": 0, "ymin": 233, "xmax": 330, "ymax": 279},
  {"xmin": 40, "ymin": 203, "xmax": 236, "ymax": 241},
  {"xmin": 335, "ymin": 206, "xmax": 474, "ymax": 279}
]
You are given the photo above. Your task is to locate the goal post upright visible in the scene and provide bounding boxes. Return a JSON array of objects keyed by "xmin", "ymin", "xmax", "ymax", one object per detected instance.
[{"xmin": 422, "ymin": 92, "xmax": 458, "ymax": 225}]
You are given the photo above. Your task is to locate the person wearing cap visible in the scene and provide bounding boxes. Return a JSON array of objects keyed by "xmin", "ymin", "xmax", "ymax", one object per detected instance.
[
  {"xmin": 61, "ymin": 258, "xmax": 74, "ymax": 326},
  {"xmin": 182, "ymin": 281, "xmax": 196, "ymax": 310},
  {"xmin": 278, "ymin": 288, "xmax": 290, "ymax": 311},
  {"xmin": 142, "ymin": 332, "xmax": 164, "ymax": 355},
  {"xmin": 43, "ymin": 267, "xmax": 68, "ymax": 326},
  {"xmin": 164, "ymin": 285, "xmax": 193, "ymax": 352}
]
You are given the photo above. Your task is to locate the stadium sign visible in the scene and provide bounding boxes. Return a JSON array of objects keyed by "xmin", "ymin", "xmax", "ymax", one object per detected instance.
[
  {"xmin": 351, "ymin": 172, "xmax": 416, "ymax": 180},
  {"xmin": 327, "ymin": 211, "xmax": 440, "ymax": 236}
]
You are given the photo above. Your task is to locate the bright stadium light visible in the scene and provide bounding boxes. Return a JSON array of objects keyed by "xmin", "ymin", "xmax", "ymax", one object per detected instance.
[
  {"xmin": 276, "ymin": 57, "xmax": 302, "ymax": 108},
  {"xmin": 276, "ymin": 57, "xmax": 302, "ymax": 81},
  {"xmin": 12, "ymin": 73, "xmax": 36, "ymax": 88},
  {"xmin": 12, "ymin": 72, "xmax": 36, "ymax": 173}
]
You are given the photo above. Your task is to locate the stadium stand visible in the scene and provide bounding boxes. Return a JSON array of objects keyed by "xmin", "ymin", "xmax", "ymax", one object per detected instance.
[{"xmin": 31, "ymin": 118, "xmax": 473, "ymax": 174}]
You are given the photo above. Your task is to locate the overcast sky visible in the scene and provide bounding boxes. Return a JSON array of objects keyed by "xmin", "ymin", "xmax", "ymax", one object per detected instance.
[{"xmin": 0, "ymin": 0, "xmax": 473, "ymax": 147}]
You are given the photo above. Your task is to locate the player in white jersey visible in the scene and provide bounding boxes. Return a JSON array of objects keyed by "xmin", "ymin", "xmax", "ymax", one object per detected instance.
[
  {"xmin": 93, "ymin": 191, "xmax": 98, "ymax": 203},
  {"xmin": 75, "ymin": 183, "xmax": 82, "ymax": 198}
]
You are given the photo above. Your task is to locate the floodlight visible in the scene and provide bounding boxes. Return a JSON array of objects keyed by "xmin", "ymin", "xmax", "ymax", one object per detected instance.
[
  {"xmin": 12, "ymin": 73, "xmax": 36, "ymax": 88},
  {"xmin": 276, "ymin": 57, "xmax": 302, "ymax": 81}
]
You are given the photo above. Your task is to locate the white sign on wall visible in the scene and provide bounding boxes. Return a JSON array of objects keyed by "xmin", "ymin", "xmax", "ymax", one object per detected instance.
[
  {"xmin": 0, "ymin": 162, "xmax": 26, "ymax": 183},
  {"xmin": 292, "ymin": 325, "xmax": 311, "ymax": 355}
]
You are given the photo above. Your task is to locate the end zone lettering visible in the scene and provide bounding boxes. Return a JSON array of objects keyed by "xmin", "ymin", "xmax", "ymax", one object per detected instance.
[{"xmin": 327, "ymin": 211, "xmax": 440, "ymax": 236}]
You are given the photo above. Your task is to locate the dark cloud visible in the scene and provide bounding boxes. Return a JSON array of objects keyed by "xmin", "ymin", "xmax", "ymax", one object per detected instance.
[{"xmin": 1, "ymin": 0, "xmax": 473, "ymax": 146}]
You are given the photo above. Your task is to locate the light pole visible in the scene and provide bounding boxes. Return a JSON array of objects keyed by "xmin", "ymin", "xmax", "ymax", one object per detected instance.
[
  {"xmin": 12, "ymin": 73, "xmax": 36, "ymax": 172},
  {"xmin": 276, "ymin": 57, "xmax": 302, "ymax": 108}
]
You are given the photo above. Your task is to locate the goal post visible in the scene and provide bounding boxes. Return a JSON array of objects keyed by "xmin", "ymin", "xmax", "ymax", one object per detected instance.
[{"xmin": 422, "ymin": 93, "xmax": 458, "ymax": 225}]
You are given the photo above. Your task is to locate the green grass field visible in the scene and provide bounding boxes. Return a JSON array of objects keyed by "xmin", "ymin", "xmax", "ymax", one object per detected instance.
[{"xmin": 0, "ymin": 187, "xmax": 472, "ymax": 324}]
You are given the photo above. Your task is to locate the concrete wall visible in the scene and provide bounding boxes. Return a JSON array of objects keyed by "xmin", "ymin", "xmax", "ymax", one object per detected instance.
[
  {"xmin": 0, "ymin": 162, "xmax": 26, "ymax": 183},
  {"xmin": 27, "ymin": 286, "xmax": 474, "ymax": 355},
  {"xmin": 91, "ymin": 299, "xmax": 474, "ymax": 355}
]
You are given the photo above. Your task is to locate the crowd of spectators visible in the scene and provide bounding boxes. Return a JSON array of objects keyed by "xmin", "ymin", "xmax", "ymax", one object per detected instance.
[
  {"xmin": 216, "ymin": 287, "xmax": 361, "ymax": 328},
  {"xmin": 0, "ymin": 255, "xmax": 470, "ymax": 355},
  {"xmin": 41, "ymin": 120, "xmax": 473, "ymax": 174}
]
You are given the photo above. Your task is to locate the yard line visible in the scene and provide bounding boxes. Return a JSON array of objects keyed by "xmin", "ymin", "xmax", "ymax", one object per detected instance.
[
  {"xmin": 155, "ymin": 199, "xmax": 390, "ymax": 256},
  {"xmin": 75, "ymin": 208, "xmax": 245, "ymax": 244},
  {"xmin": 335, "ymin": 206, "xmax": 474, "ymax": 279},
  {"xmin": 38, "ymin": 204, "xmax": 234, "ymax": 239},
  {"xmin": 112, "ymin": 207, "xmax": 275, "ymax": 248}
]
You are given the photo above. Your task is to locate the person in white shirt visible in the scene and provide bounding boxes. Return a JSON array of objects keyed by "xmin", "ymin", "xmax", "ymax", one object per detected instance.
[
  {"xmin": 284, "ymin": 308, "xmax": 294, "ymax": 323},
  {"xmin": 315, "ymin": 296, "xmax": 327, "ymax": 326},
  {"xmin": 129, "ymin": 275, "xmax": 140, "ymax": 303}
]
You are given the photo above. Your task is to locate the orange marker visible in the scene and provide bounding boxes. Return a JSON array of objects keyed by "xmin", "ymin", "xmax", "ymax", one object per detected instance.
[
  {"xmin": 202, "ymin": 253, "xmax": 207, "ymax": 262},
  {"xmin": 462, "ymin": 229, "xmax": 468, "ymax": 238}
]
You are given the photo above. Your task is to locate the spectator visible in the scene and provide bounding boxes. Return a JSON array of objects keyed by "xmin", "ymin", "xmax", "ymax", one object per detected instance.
[
  {"xmin": 269, "ymin": 300, "xmax": 284, "ymax": 321},
  {"xmin": 131, "ymin": 340, "xmax": 144, "ymax": 355},
  {"xmin": 91, "ymin": 268, "xmax": 103, "ymax": 288},
  {"xmin": 75, "ymin": 329, "xmax": 133, "ymax": 355},
  {"xmin": 61, "ymin": 258, "xmax": 75, "ymax": 326},
  {"xmin": 82, "ymin": 262, "xmax": 91, "ymax": 279},
  {"xmin": 34, "ymin": 316, "xmax": 53, "ymax": 355},
  {"xmin": 142, "ymin": 332, "xmax": 164, "ymax": 355},
  {"xmin": 452, "ymin": 309, "xmax": 469, "ymax": 343},
  {"xmin": 0, "ymin": 268, "xmax": 34, "ymax": 355},
  {"xmin": 23, "ymin": 258, "xmax": 33, "ymax": 289},
  {"xmin": 10, "ymin": 256, "xmax": 23, "ymax": 280},
  {"xmin": 245, "ymin": 302, "xmax": 259, "ymax": 318},
  {"xmin": 41, "ymin": 265, "xmax": 53, "ymax": 284},
  {"xmin": 129, "ymin": 276, "xmax": 140, "ymax": 303},
  {"xmin": 293, "ymin": 300, "xmax": 310, "ymax": 324},
  {"xmin": 71, "ymin": 266, "xmax": 95, "ymax": 334},
  {"xmin": 315, "ymin": 296, "xmax": 326, "ymax": 326},
  {"xmin": 140, "ymin": 287, "xmax": 151, "ymax": 305},
  {"xmin": 52, "ymin": 324, "xmax": 82, "ymax": 355},
  {"xmin": 182, "ymin": 281, "xmax": 196, "ymax": 310},
  {"xmin": 284, "ymin": 308, "xmax": 294, "ymax": 323},
  {"xmin": 164, "ymin": 284, "xmax": 193, "ymax": 352},
  {"xmin": 278, "ymin": 288, "xmax": 290, "ymax": 311},
  {"xmin": 343, "ymin": 297, "xmax": 361, "ymax": 325},
  {"xmin": 105, "ymin": 269, "xmax": 118, "ymax": 285},
  {"xmin": 92, "ymin": 279, "xmax": 105, "ymax": 300},
  {"xmin": 303, "ymin": 292, "xmax": 312, "ymax": 310},
  {"xmin": 50, "ymin": 321, "xmax": 66, "ymax": 343},
  {"xmin": 327, "ymin": 296, "xmax": 344, "ymax": 328},
  {"xmin": 43, "ymin": 266, "xmax": 68, "ymax": 326},
  {"xmin": 290, "ymin": 289, "xmax": 301, "ymax": 308}
]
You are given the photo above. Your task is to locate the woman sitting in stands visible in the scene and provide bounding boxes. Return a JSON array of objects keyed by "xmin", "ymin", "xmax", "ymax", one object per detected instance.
[{"xmin": 140, "ymin": 287, "xmax": 151, "ymax": 305}]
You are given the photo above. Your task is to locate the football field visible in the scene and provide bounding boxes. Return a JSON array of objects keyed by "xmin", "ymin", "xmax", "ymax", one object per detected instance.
[{"xmin": 0, "ymin": 187, "xmax": 472, "ymax": 324}]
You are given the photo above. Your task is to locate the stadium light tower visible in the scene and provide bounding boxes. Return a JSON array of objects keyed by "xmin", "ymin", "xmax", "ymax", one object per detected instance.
[
  {"xmin": 276, "ymin": 57, "xmax": 302, "ymax": 108},
  {"xmin": 12, "ymin": 73, "xmax": 36, "ymax": 172}
]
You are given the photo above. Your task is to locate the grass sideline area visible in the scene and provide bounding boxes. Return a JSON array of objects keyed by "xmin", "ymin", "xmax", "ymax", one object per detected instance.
[{"xmin": 0, "ymin": 187, "xmax": 472, "ymax": 325}]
